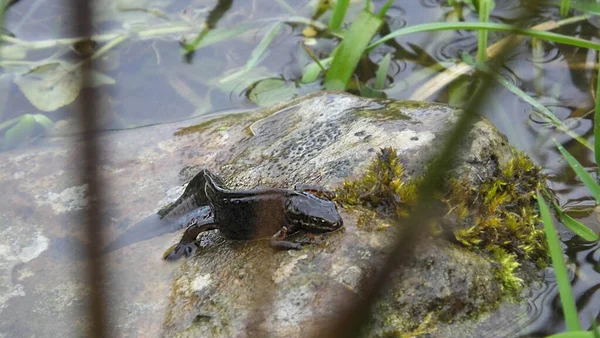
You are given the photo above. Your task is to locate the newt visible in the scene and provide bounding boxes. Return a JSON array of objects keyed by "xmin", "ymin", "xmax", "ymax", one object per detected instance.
[
  {"xmin": 102, "ymin": 169, "xmax": 343, "ymax": 260},
  {"xmin": 162, "ymin": 169, "xmax": 343, "ymax": 260}
]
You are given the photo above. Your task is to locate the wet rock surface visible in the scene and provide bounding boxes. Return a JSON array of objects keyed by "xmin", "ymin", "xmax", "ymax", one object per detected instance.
[
  {"xmin": 0, "ymin": 92, "xmax": 544, "ymax": 337},
  {"xmin": 160, "ymin": 92, "xmax": 543, "ymax": 337}
]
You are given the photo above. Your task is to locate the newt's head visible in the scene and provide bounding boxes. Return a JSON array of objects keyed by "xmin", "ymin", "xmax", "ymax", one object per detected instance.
[{"xmin": 285, "ymin": 192, "xmax": 343, "ymax": 233}]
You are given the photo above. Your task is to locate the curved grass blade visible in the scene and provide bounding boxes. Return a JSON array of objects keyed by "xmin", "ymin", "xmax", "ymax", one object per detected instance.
[
  {"xmin": 301, "ymin": 56, "xmax": 332, "ymax": 83},
  {"xmin": 554, "ymin": 139, "xmax": 600, "ymax": 201},
  {"xmin": 324, "ymin": 11, "xmax": 382, "ymax": 91},
  {"xmin": 552, "ymin": 202, "xmax": 599, "ymax": 241},
  {"xmin": 595, "ymin": 51, "xmax": 600, "ymax": 176},
  {"xmin": 463, "ymin": 54, "xmax": 593, "ymax": 150},
  {"xmin": 570, "ymin": 0, "xmax": 600, "ymax": 15},
  {"xmin": 377, "ymin": 0, "xmax": 395, "ymax": 19},
  {"xmin": 367, "ymin": 22, "xmax": 600, "ymax": 52},
  {"xmin": 182, "ymin": 0, "xmax": 233, "ymax": 54},
  {"xmin": 219, "ymin": 22, "xmax": 282, "ymax": 83},
  {"xmin": 537, "ymin": 192, "xmax": 581, "ymax": 332},
  {"xmin": 547, "ymin": 331, "xmax": 598, "ymax": 338}
]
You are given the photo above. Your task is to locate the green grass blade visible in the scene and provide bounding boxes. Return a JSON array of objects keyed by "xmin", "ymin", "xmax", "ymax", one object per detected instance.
[
  {"xmin": 329, "ymin": 0, "xmax": 350, "ymax": 30},
  {"xmin": 592, "ymin": 319, "xmax": 600, "ymax": 338},
  {"xmin": 367, "ymin": 22, "xmax": 600, "ymax": 52},
  {"xmin": 218, "ymin": 22, "xmax": 282, "ymax": 83},
  {"xmin": 552, "ymin": 202, "xmax": 599, "ymax": 241},
  {"xmin": 245, "ymin": 22, "xmax": 282, "ymax": 70},
  {"xmin": 375, "ymin": 53, "xmax": 391, "ymax": 90},
  {"xmin": 595, "ymin": 51, "xmax": 600, "ymax": 176},
  {"xmin": 184, "ymin": 22, "xmax": 259, "ymax": 53},
  {"xmin": 477, "ymin": 0, "xmax": 492, "ymax": 61},
  {"xmin": 463, "ymin": 54, "xmax": 593, "ymax": 150},
  {"xmin": 537, "ymin": 192, "xmax": 581, "ymax": 332},
  {"xmin": 561, "ymin": 0, "xmax": 572, "ymax": 17},
  {"xmin": 554, "ymin": 139, "xmax": 600, "ymax": 202},
  {"xmin": 377, "ymin": 0, "xmax": 395, "ymax": 19},
  {"xmin": 547, "ymin": 332, "xmax": 597, "ymax": 338},
  {"xmin": 301, "ymin": 57, "xmax": 333, "ymax": 83},
  {"xmin": 570, "ymin": 0, "xmax": 600, "ymax": 15},
  {"xmin": 325, "ymin": 11, "xmax": 382, "ymax": 91}
]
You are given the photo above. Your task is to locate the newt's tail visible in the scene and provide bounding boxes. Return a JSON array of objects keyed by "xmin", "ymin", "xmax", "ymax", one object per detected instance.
[{"xmin": 102, "ymin": 214, "xmax": 172, "ymax": 255}]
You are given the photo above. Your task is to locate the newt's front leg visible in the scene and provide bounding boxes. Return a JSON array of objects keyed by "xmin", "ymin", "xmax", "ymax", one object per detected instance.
[
  {"xmin": 269, "ymin": 226, "xmax": 303, "ymax": 250},
  {"xmin": 163, "ymin": 216, "xmax": 218, "ymax": 261}
]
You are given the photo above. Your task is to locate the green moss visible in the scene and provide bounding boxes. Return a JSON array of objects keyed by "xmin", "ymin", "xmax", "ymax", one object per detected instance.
[
  {"xmin": 356, "ymin": 100, "xmax": 444, "ymax": 121},
  {"xmin": 489, "ymin": 247, "xmax": 524, "ymax": 296},
  {"xmin": 335, "ymin": 147, "xmax": 419, "ymax": 219},
  {"xmin": 335, "ymin": 147, "xmax": 549, "ymax": 298}
]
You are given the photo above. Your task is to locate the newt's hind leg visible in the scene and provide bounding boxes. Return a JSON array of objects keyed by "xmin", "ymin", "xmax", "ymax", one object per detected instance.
[
  {"xmin": 293, "ymin": 184, "xmax": 336, "ymax": 200},
  {"xmin": 269, "ymin": 226, "xmax": 303, "ymax": 250},
  {"xmin": 163, "ymin": 220, "xmax": 218, "ymax": 261}
]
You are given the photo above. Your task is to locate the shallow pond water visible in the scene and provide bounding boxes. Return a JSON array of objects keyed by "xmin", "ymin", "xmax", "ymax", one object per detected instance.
[{"xmin": 1, "ymin": 0, "xmax": 599, "ymax": 336}]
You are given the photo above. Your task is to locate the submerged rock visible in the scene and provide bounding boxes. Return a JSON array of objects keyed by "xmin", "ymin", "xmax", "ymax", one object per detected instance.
[{"xmin": 161, "ymin": 92, "xmax": 546, "ymax": 337}]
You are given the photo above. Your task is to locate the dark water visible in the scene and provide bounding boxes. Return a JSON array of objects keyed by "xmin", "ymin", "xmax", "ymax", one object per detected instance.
[{"xmin": 1, "ymin": 0, "xmax": 599, "ymax": 336}]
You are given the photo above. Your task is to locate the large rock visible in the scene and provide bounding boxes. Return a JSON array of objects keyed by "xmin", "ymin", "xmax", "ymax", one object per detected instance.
[
  {"xmin": 159, "ymin": 92, "xmax": 544, "ymax": 337},
  {"xmin": 0, "ymin": 92, "xmax": 546, "ymax": 337}
]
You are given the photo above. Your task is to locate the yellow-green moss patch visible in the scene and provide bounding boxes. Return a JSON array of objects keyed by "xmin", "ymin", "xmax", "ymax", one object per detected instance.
[{"xmin": 335, "ymin": 147, "xmax": 549, "ymax": 297}]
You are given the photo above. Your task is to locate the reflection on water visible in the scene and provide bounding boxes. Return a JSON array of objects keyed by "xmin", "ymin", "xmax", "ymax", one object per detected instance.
[
  {"xmin": 1, "ymin": 0, "xmax": 600, "ymax": 336},
  {"xmin": 519, "ymin": 239, "xmax": 600, "ymax": 336}
]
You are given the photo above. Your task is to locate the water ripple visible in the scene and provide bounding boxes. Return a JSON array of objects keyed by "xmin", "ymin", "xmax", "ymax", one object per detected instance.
[
  {"xmin": 419, "ymin": 0, "xmax": 441, "ymax": 9},
  {"xmin": 526, "ymin": 42, "xmax": 562, "ymax": 64},
  {"xmin": 434, "ymin": 35, "xmax": 477, "ymax": 60}
]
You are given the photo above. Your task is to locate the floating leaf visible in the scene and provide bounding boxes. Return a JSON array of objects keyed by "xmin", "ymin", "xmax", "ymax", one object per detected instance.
[
  {"xmin": 247, "ymin": 78, "xmax": 297, "ymax": 107},
  {"xmin": 15, "ymin": 61, "xmax": 115, "ymax": 112}
]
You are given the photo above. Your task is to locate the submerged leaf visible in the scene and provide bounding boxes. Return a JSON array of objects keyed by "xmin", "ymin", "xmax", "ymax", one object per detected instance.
[
  {"xmin": 31, "ymin": 114, "xmax": 54, "ymax": 131},
  {"xmin": 3, "ymin": 114, "xmax": 36, "ymax": 149},
  {"xmin": 15, "ymin": 61, "xmax": 115, "ymax": 112}
]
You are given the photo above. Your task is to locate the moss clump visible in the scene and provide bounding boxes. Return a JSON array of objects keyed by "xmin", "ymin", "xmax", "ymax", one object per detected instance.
[
  {"xmin": 444, "ymin": 150, "xmax": 549, "ymax": 296},
  {"xmin": 335, "ymin": 147, "xmax": 549, "ymax": 297},
  {"xmin": 335, "ymin": 147, "xmax": 419, "ymax": 219}
]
